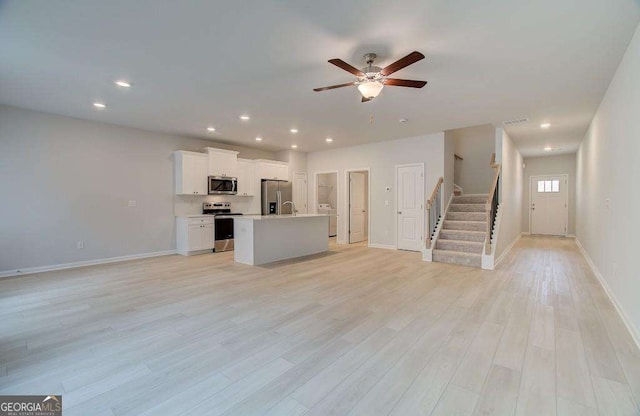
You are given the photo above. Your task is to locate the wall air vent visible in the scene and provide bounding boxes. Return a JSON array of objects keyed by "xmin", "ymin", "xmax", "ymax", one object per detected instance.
[{"xmin": 503, "ymin": 118, "xmax": 529, "ymax": 126}]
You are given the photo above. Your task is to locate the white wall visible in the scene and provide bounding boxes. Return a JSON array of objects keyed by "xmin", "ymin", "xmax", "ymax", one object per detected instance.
[
  {"xmin": 307, "ymin": 133, "xmax": 445, "ymax": 247},
  {"xmin": 443, "ymin": 131, "xmax": 455, "ymax": 204},
  {"xmin": 576, "ymin": 23, "xmax": 640, "ymax": 341},
  {"xmin": 494, "ymin": 128, "xmax": 523, "ymax": 259},
  {"xmin": 522, "ymin": 154, "xmax": 576, "ymax": 235},
  {"xmin": 0, "ymin": 105, "xmax": 276, "ymax": 273},
  {"xmin": 276, "ymin": 150, "xmax": 307, "ymax": 181},
  {"xmin": 450, "ymin": 124, "xmax": 496, "ymax": 194}
]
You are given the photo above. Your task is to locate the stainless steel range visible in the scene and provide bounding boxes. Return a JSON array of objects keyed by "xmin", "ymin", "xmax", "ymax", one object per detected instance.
[{"xmin": 202, "ymin": 202, "xmax": 243, "ymax": 252}]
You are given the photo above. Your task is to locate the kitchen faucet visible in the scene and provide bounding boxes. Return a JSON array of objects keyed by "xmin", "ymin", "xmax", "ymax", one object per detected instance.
[{"xmin": 282, "ymin": 201, "xmax": 297, "ymax": 216}]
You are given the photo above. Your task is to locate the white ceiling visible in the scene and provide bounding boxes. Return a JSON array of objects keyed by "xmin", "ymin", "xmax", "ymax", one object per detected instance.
[{"xmin": 1, "ymin": 0, "xmax": 638, "ymax": 156}]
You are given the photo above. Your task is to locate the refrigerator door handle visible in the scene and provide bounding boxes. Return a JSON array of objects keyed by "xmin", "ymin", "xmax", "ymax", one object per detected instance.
[{"xmin": 276, "ymin": 190, "xmax": 281, "ymax": 215}]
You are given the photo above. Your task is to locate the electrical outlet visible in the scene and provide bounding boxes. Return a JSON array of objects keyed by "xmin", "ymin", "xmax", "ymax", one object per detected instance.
[
  {"xmin": 128, "ymin": 200, "xmax": 137, "ymax": 207},
  {"xmin": 605, "ymin": 198, "xmax": 610, "ymax": 209},
  {"xmin": 77, "ymin": 241, "xmax": 84, "ymax": 249},
  {"xmin": 385, "ymin": 200, "xmax": 389, "ymax": 206}
]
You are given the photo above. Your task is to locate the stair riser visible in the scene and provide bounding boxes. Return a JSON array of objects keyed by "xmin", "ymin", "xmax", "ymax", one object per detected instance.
[
  {"xmin": 433, "ymin": 251, "xmax": 482, "ymax": 268},
  {"xmin": 446, "ymin": 212, "xmax": 487, "ymax": 221},
  {"xmin": 439, "ymin": 231, "xmax": 486, "ymax": 243},
  {"xmin": 443, "ymin": 221, "xmax": 486, "ymax": 232},
  {"xmin": 448, "ymin": 204, "xmax": 486, "ymax": 213},
  {"xmin": 452, "ymin": 196, "xmax": 487, "ymax": 204},
  {"xmin": 436, "ymin": 241, "xmax": 484, "ymax": 254}
]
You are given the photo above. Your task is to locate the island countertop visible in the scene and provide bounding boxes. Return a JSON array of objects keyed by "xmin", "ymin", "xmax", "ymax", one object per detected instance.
[
  {"xmin": 234, "ymin": 214, "xmax": 329, "ymax": 265},
  {"xmin": 235, "ymin": 214, "xmax": 329, "ymax": 220}
]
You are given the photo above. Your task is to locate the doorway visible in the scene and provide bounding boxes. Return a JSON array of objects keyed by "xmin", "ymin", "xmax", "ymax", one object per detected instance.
[
  {"xmin": 316, "ymin": 172, "xmax": 338, "ymax": 238},
  {"xmin": 347, "ymin": 169, "xmax": 370, "ymax": 244},
  {"xmin": 396, "ymin": 164, "xmax": 424, "ymax": 251},
  {"xmin": 530, "ymin": 174, "xmax": 568, "ymax": 236}
]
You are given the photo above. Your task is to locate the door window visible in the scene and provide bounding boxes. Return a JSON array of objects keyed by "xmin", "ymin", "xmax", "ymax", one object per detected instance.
[{"xmin": 537, "ymin": 180, "xmax": 560, "ymax": 193}]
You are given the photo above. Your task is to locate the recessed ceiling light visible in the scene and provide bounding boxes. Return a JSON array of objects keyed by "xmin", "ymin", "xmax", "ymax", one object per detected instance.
[
  {"xmin": 325, "ymin": 137, "xmax": 333, "ymax": 143},
  {"xmin": 239, "ymin": 115, "xmax": 250, "ymax": 121},
  {"xmin": 93, "ymin": 102, "xmax": 106, "ymax": 109},
  {"xmin": 399, "ymin": 118, "xmax": 408, "ymax": 123},
  {"xmin": 255, "ymin": 137, "xmax": 263, "ymax": 141},
  {"xmin": 291, "ymin": 144, "xmax": 298, "ymax": 149},
  {"xmin": 290, "ymin": 128, "xmax": 298, "ymax": 134},
  {"xmin": 544, "ymin": 146, "xmax": 552, "ymax": 151},
  {"xmin": 540, "ymin": 123, "xmax": 551, "ymax": 128},
  {"xmin": 207, "ymin": 127, "xmax": 216, "ymax": 133},
  {"xmin": 114, "ymin": 80, "xmax": 132, "ymax": 88}
]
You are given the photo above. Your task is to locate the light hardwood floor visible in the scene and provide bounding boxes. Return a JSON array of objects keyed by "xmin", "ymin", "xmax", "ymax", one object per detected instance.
[{"xmin": 1, "ymin": 236, "xmax": 639, "ymax": 415}]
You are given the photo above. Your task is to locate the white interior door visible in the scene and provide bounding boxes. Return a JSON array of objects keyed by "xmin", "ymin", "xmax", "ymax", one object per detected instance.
[
  {"xmin": 397, "ymin": 165, "xmax": 424, "ymax": 251},
  {"xmin": 531, "ymin": 175, "xmax": 568, "ymax": 235},
  {"xmin": 293, "ymin": 172, "xmax": 307, "ymax": 214},
  {"xmin": 349, "ymin": 172, "xmax": 366, "ymax": 243}
]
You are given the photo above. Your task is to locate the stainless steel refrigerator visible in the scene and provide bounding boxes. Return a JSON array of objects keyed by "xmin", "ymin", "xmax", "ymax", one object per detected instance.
[{"xmin": 261, "ymin": 179, "xmax": 293, "ymax": 215}]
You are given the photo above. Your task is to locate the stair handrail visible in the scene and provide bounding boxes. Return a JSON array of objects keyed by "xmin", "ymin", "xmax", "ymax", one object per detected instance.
[
  {"xmin": 426, "ymin": 177, "xmax": 444, "ymax": 249},
  {"xmin": 485, "ymin": 154, "xmax": 501, "ymax": 254}
]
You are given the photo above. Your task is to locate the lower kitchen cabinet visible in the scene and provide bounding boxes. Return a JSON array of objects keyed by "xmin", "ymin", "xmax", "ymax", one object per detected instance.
[{"xmin": 177, "ymin": 216, "xmax": 214, "ymax": 255}]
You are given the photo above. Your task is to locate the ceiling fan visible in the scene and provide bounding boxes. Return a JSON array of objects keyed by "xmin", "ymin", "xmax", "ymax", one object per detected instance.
[{"xmin": 313, "ymin": 51, "xmax": 427, "ymax": 102}]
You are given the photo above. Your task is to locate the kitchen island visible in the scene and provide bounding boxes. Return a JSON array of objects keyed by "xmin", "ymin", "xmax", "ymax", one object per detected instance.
[{"xmin": 233, "ymin": 214, "xmax": 329, "ymax": 265}]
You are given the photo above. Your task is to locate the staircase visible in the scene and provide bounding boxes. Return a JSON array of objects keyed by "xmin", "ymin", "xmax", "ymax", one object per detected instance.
[{"xmin": 432, "ymin": 195, "xmax": 487, "ymax": 268}]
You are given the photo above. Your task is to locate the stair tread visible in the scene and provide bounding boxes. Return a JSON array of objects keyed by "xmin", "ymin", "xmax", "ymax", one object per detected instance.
[
  {"xmin": 433, "ymin": 249, "xmax": 481, "ymax": 258},
  {"xmin": 444, "ymin": 220, "xmax": 486, "ymax": 224},
  {"xmin": 438, "ymin": 239, "xmax": 483, "ymax": 245}
]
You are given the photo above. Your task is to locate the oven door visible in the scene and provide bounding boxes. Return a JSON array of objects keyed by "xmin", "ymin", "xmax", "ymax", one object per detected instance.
[
  {"xmin": 214, "ymin": 217, "xmax": 234, "ymax": 252},
  {"xmin": 208, "ymin": 176, "xmax": 237, "ymax": 195}
]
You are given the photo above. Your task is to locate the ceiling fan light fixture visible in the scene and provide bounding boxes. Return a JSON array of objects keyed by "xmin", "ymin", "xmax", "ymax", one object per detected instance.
[{"xmin": 357, "ymin": 81, "xmax": 384, "ymax": 99}]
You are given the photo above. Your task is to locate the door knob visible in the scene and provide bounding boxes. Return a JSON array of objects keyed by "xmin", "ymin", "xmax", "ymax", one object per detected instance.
[{"xmin": 398, "ymin": 211, "xmax": 402, "ymax": 214}]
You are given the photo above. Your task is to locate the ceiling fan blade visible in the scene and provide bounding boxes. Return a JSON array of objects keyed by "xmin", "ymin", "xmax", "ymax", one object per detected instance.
[
  {"xmin": 380, "ymin": 51, "xmax": 425, "ymax": 76},
  {"xmin": 361, "ymin": 96, "xmax": 373, "ymax": 103},
  {"xmin": 328, "ymin": 59, "xmax": 365, "ymax": 77},
  {"xmin": 384, "ymin": 78, "xmax": 427, "ymax": 88},
  {"xmin": 313, "ymin": 82, "xmax": 356, "ymax": 92}
]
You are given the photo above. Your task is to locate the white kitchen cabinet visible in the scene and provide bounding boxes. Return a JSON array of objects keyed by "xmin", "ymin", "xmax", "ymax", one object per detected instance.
[
  {"xmin": 256, "ymin": 160, "xmax": 289, "ymax": 181},
  {"xmin": 236, "ymin": 158, "xmax": 255, "ymax": 196},
  {"xmin": 174, "ymin": 151, "xmax": 208, "ymax": 195},
  {"xmin": 177, "ymin": 217, "xmax": 215, "ymax": 255},
  {"xmin": 205, "ymin": 147, "xmax": 238, "ymax": 178}
]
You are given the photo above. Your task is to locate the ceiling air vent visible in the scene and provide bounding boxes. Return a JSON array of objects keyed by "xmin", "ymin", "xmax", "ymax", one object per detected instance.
[{"xmin": 503, "ymin": 118, "xmax": 529, "ymax": 126}]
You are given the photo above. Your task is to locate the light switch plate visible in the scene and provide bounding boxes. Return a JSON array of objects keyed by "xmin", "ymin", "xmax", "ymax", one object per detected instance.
[{"xmin": 128, "ymin": 200, "xmax": 137, "ymax": 207}]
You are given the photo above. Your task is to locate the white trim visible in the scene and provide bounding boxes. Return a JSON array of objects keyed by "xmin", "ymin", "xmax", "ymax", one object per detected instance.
[
  {"xmin": 529, "ymin": 173, "xmax": 569, "ymax": 236},
  {"xmin": 576, "ymin": 239, "xmax": 640, "ymax": 351},
  {"xmin": 0, "ymin": 250, "xmax": 178, "ymax": 278},
  {"xmin": 493, "ymin": 232, "xmax": 521, "ymax": 268},
  {"xmin": 521, "ymin": 231, "xmax": 531, "ymax": 236},
  {"xmin": 345, "ymin": 168, "xmax": 372, "ymax": 246},
  {"xmin": 368, "ymin": 243, "xmax": 397, "ymax": 250}
]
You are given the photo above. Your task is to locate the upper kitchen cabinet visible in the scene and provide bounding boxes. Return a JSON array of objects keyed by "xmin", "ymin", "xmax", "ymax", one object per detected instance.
[
  {"xmin": 205, "ymin": 147, "xmax": 238, "ymax": 177},
  {"xmin": 236, "ymin": 158, "xmax": 255, "ymax": 196},
  {"xmin": 174, "ymin": 151, "xmax": 208, "ymax": 195},
  {"xmin": 256, "ymin": 160, "xmax": 289, "ymax": 181}
]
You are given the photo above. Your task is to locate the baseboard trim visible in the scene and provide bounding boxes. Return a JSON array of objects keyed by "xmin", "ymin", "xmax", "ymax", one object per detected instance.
[
  {"xmin": 575, "ymin": 239, "xmax": 640, "ymax": 351},
  {"xmin": 521, "ymin": 232, "xmax": 531, "ymax": 236},
  {"xmin": 0, "ymin": 249, "xmax": 178, "ymax": 278},
  {"xmin": 368, "ymin": 243, "xmax": 397, "ymax": 250},
  {"xmin": 494, "ymin": 233, "xmax": 522, "ymax": 268}
]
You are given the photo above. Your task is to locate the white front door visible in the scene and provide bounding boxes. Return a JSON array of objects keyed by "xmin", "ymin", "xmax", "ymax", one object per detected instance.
[
  {"xmin": 530, "ymin": 175, "xmax": 568, "ymax": 236},
  {"xmin": 349, "ymin": 172, "xmax": 366, "ymax": 243},
  {"xmin": 397, "ymin": 165, "xmax": 424, "ymax": 251},
  {"xmin": 293, "ymin": 172, "xmax": 308, "ymax": 214}
]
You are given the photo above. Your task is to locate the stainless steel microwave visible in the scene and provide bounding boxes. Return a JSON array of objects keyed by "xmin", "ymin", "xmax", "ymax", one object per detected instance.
[{"xmin": 208, "ymin": 176, "xmax": 237, "ymax": 195}]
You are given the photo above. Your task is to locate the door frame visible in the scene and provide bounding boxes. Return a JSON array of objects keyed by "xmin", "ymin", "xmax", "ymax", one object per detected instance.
[
  {"xmin": 529, "ymin": 173, "xmax": 569, "ymax": 236},
  {"xmin": 313, "ymin": 170, "xmax": 341, "ymax": 242},
  {"xmin": 345, "ymin": 168, "xmax": 371, "ymax": 246},
  {"xmin": 395, "ymin": 163, "xmax": 425, "ymax": 251}
]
